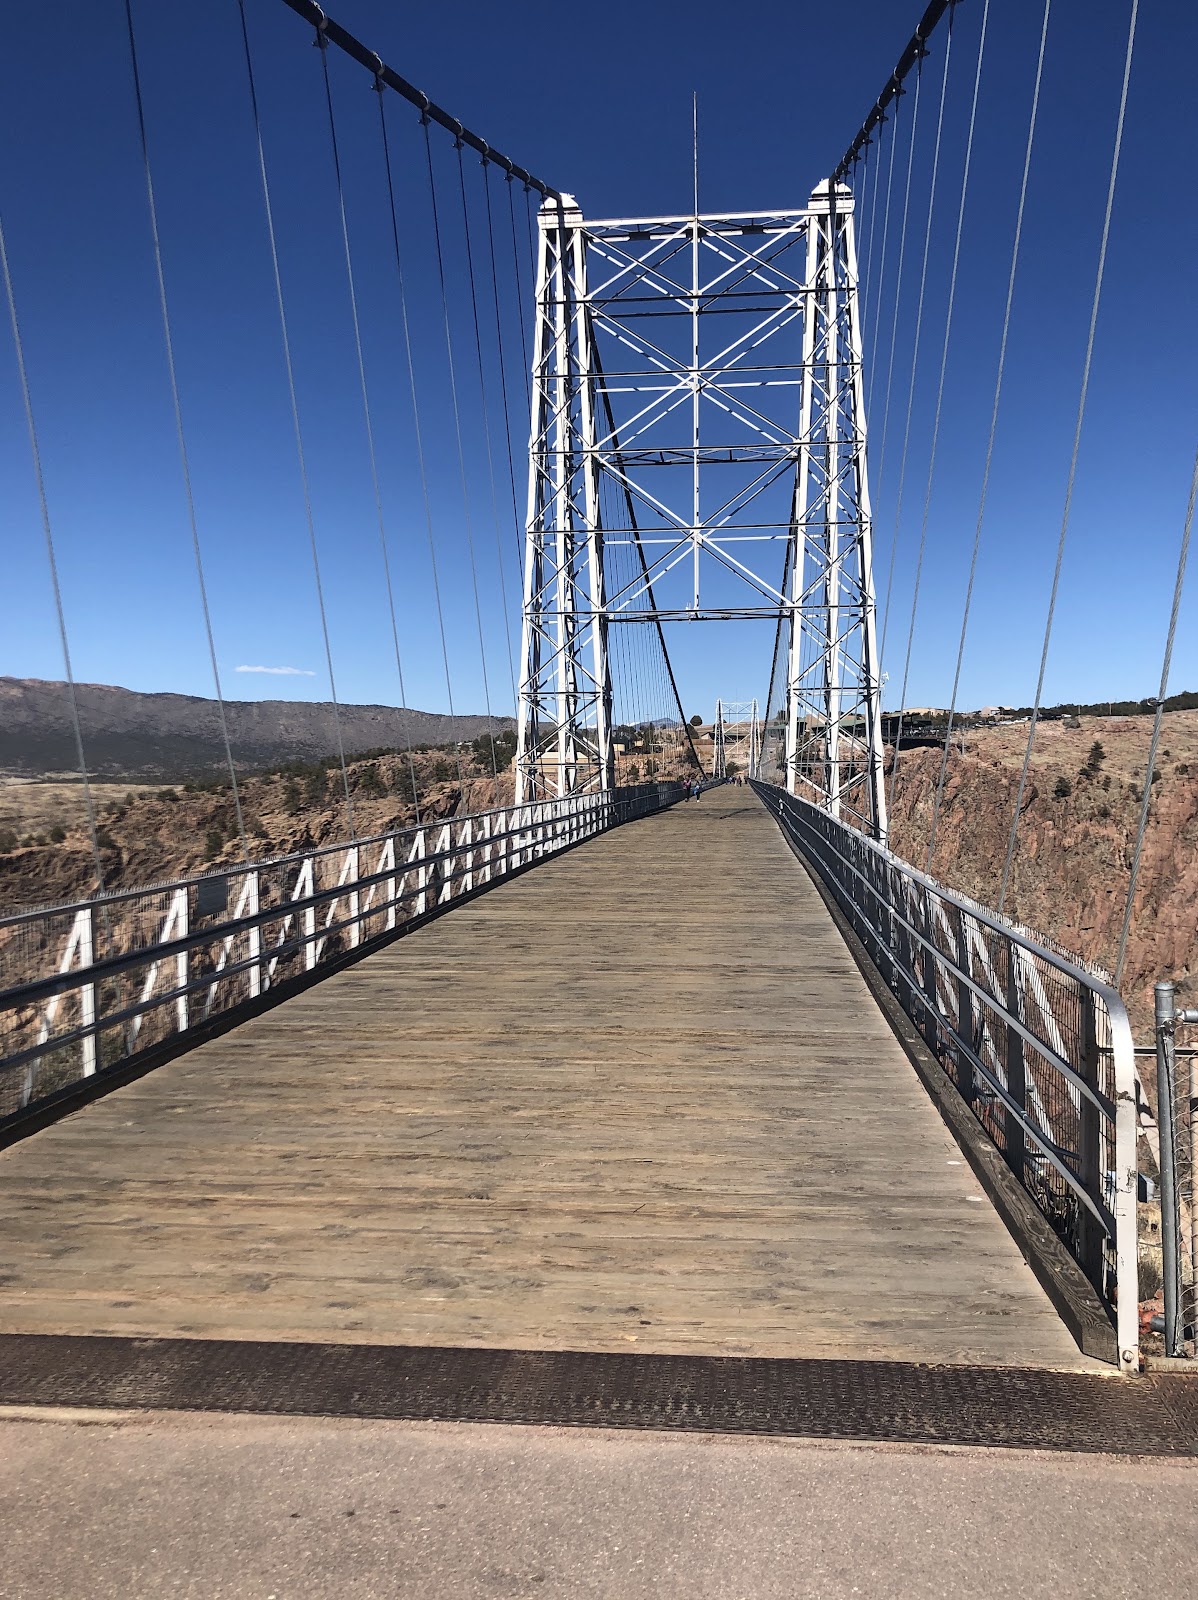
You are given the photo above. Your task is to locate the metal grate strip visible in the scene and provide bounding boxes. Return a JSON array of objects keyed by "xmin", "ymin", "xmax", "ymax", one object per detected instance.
[{"xmin": 0, "ymin": 1335, "xmax": 1195, "ymax": 1457}]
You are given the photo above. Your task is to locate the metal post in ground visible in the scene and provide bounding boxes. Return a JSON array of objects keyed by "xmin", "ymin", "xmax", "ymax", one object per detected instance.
[
  {"xmin": 1156, "ymin": 980, "xmax": 1183, "ymax": 1356},
  {"xmin": 1191, "ymin": 1025, "xmax": 1198, "ymax": 1348}
]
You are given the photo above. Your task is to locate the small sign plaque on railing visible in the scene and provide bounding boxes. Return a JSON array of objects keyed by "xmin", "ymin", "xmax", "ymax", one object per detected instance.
[{"xmin": 195, "ymin": 876, "xmax": 229, "ymax": 920}]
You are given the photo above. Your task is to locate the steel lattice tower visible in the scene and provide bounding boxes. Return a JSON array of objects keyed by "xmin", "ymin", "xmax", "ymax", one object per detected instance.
[
  {"xmin": 712, "ymin": 699, "xmax": 761, "ymax": 779},
  {"xmin": 515, "ymin": 181, "xmax": 886, "ymax": 840}
]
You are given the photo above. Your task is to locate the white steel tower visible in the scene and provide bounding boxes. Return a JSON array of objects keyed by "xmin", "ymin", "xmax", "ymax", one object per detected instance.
[
  {"xmin": 515, "ymin": 182, "xmax": 886, "ymax": 839},
  {"xmin": 712, "ymin": 699, "xmax": 761, "ymax": 779}
]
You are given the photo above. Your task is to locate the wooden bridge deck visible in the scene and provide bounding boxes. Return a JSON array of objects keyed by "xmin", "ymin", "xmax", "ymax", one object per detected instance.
[{"xmin": 0, "ymin": 787, "xmax": 1097, "ymax": 1369}]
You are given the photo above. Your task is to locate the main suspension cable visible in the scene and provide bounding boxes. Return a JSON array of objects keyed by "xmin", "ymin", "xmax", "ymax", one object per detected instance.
[
  {"xmin": 889, "ymin": 0, "xmax": 989, "ymax": 822},
  {"xmin": 236, "ymin": 0, "xmax": 355, "ymax": 839},
  {"xmin": 998, "ymin": 0, "xmax": 1139, "ymax": 912},
  {"xmin": 0, "ymin": 214, "xmax": 107, "ymax": 897},
  {"xmin": 277, "ymin": 0, "xmax": 557, "ymax": 196},
  {"xmin": 926, "ymin": 0, "xmax": 1052, "ymax": 871},
  {"xmin": 833, "ymin": 0, "xmax": 956, "ymax": 181},
  {"xmin": 124, "ymin": 0, "xmax": 248, "ymax": 862},
  {"xmin": 1115, "ymin": 442, "xmax": 1196, "ymax": 984}
]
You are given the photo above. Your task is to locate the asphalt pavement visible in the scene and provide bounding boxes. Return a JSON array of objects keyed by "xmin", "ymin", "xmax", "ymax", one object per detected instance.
[{"xmin": 0, "ymin": 1408, "xmax": 1194, "ymax": 1599}]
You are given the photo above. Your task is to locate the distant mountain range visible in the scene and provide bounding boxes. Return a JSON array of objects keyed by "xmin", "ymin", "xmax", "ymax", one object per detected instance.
[{"xmin": 0, "ymin": 678, "xmax": 514, "ymax": 780}]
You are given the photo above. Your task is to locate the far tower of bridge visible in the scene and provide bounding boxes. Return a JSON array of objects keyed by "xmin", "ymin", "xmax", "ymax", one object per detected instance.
[
  {"xmin": 514, "ymin": 183, "xmax": 887, "ymax": 840},
  {"xmin": 711, "ymin": 698, "xmax": 761, "ymax": 779}
]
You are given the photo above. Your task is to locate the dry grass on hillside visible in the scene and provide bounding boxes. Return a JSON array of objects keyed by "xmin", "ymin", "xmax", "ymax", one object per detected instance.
[
  {"xmin": 889, "ymin": 709, "xmax": 1198, "ymax": 1040},
  {"xmin": 0, "ymin": 735, "xmax": 700, "ymax": 917},
  {"xmin": 0, "ymin": 778, "xmax": 158, "ymax": 838}
]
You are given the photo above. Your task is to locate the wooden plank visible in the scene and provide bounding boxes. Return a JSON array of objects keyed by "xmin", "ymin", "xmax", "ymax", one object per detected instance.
[{"xmin": 0, "ymin": 788, "xmax": 1101, "ymax": 1369}]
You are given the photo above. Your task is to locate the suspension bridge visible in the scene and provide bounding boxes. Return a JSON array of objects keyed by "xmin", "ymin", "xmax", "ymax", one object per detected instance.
[{"xmin": 1, "ymin": 0, "xmax": 1196, "ymax": 1466}]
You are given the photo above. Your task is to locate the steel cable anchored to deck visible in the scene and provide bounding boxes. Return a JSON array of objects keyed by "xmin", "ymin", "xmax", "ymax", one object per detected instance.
[
  {"xmin": 926, "ymin": 0, "xmax": 1053, "ymax": 873},
  {"xmin": 999, "ymin": 0, "xmax": 1140, "ymax": 912},
  {"xmin": 236, "ymin": 0, "xmax": 357, "ymax": 841}
]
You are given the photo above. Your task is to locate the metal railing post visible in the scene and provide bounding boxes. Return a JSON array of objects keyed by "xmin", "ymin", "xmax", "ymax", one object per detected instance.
[
  {"xmin": 302, "ymin": 863, "xmax": 317, "ymax": 971},
  {"xmin": 912, "ymin": 881, "xmax": 940, "ymax": 1053},
  {"xmin": 894, "ymin": 875, "xmax": 918, "ymax": 1020},
  {"xmin": 1190, "ymin": 1017, "xmax": 1198, "ymax": 1349},
  {"xmin": 414, "ymin": 831, "xmax": 428, "ymax": 914},
  {"xmin": 1003, "ymin": 946, "xmax": 1028, "ymax": 1186},
  {"xmin": 1156, "ymin": 979, "xmax": 1183, "ymax": 1356},
  {"xmin": 951, "ymin": 903, "xmax": 975, "ymax": 1105},
  {"xmin": 173, "ymin": 888, "xmax": 189, "ymax": 1033},
  {"xmin": 246, "ymin": 871, "xmax": 262, "ymax": 999},
  {"xmin": 1077, "ymin": 985, "xmax": 1105, "ymax": 1291},
  {"xmin": 79, "ymin": 905, "xmax": 97, "ymax": 1077},
  {"xmin": 383, "ymin": 841, "xmax": 397, "ymax": 932}
]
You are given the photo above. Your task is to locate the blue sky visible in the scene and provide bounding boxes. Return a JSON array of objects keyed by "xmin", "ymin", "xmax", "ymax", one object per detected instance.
[{"xmin": 2, "ymin": 0, "xmax": 1195, "ymax": 727}]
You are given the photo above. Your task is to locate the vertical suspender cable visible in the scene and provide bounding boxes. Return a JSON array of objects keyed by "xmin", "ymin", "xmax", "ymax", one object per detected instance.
[
  {"xmin": 123, "ymin": 0, "xmax": 248, "ymax": 861},
  {"xmin": 1115, "ymin": 446, "xmax": 1195, "ymax": 984},
  {"xmin": 879, "ymin": 20, "xmax": 954, "ymax": 667},
  {"xmin": 422, "ymin": 123, "xmax": 500, "ymax": 788},
  {"xmin": 235, "ymin": 0, "xmax": 356, "ymax": 839},
  {"xmin": 927, "ymin": 0, "xmax": 1052, "ymax": 871},
  {"xmin": 888, "ymin": 0, "xmax": 989, "ymax": 822},
  {"xmin": 0, "ymin": 216, "xmax": 107, "ymax": 897},
  {"xmin": 859, "ymin": 130, "xmax": 884, "ymax": 333},
  {"xmin": 851, "ymin": 149, "xmax": 871, "ymax": 323},
  {"xmin": 315, "ymin": 42, "xmax": 421, "ymax": 822},
  {"xmin": 455, "ymin": 147, "xmax": 519, "ymax": 715},
  {"xmin": 865, "ymin": 92, "xmax": 903, "ymax": 418},
  {"xmin": 375, "ymin": 95, "xmax": 465, "ymax": 800},
  {"xmin": 591, "ymin": 354, "xmax": 701, "ymax": 773},
  {"xmin": 507, "ymin": 179, "xmax": 534, "ymax": 417},
  {"xmin": 872, "ymin": 69, "xmax": 925, "ymax": 639},
  {"xmin": 523, "ymin": 187, "xmax": 538, "ymax": 294},
  {"xmin": 999, "ymin": 0, "xmax": 1139, "ymax": 912},
  {"xmin": 481, "ymin": 168, "xmax": 532, "ymax": 577},
  {"xmin": 761, "ymin": 533, "xmax": 793, "ymax": 772}
]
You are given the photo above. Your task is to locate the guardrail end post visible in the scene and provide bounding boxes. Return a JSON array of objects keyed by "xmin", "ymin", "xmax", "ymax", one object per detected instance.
[{"xmin": 1155, "ymin": 980, "xmax": 1183, "ymax": 1357}]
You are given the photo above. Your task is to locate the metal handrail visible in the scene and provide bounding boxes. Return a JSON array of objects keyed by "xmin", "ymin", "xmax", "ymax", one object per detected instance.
[
  {"xmin": 0, "ymin": 781, "xmax": 683, "ymax": 1127},
  {"xmin": 0, "ymin": 792, "xmax": 644, "ymax": 1010},
  {"xmin": 780, "ymin": 813, "xmax": 1117, "ymax": 1117},
  {"xmin": 753, "ymin": 779, "xmax": 1139, "ymax": 1373},
  {"xmin": 0, "ymin": 788, "xmax": 616, "ymax": 927}
]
